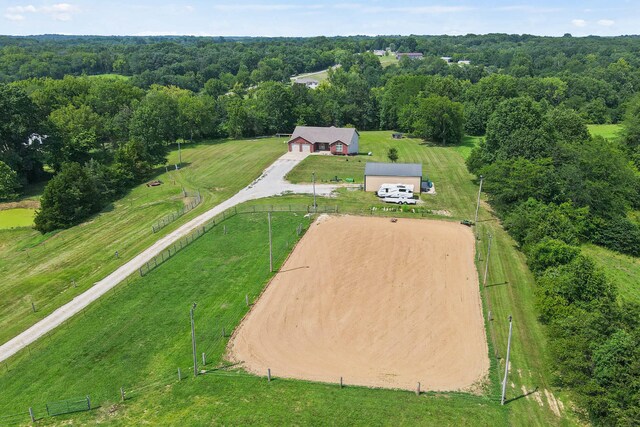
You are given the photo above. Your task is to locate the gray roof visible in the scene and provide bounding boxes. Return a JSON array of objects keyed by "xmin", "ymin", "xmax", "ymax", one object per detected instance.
[
  {"xmin": 365, "ymin": 162, "xmax": 423, "ymax": 177},
  {"xmin": 288, "ymin": 126, "xmax": 358, "ymax": 145}
]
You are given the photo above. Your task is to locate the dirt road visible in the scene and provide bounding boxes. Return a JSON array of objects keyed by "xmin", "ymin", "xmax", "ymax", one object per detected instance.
[{"xmin": 0, "ymin": 151, "xmax": 351, "ymax": 363}]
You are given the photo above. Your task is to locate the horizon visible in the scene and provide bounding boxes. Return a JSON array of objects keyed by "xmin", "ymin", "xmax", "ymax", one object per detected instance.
[{"xmin": 1, "ymin": 1, "xmax": 639, "ymax": 38}]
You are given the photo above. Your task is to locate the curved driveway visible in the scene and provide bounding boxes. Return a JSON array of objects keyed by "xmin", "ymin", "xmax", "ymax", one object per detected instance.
[{"xmin": 0, "ymin": 152, "xmax": 350, "ymax": 362}]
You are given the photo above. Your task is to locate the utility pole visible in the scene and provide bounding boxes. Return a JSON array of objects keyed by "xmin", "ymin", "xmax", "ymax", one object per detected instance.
[
  {"xmin": 483, "ymin": 234, "xmax": 492, "ymax": 287},
  {"xmin": 312, "ymin": 171, "xmax": 317, "ymax": 213},
  {"xmin": 268, "ymin": 212, "xmax": 273, "ymax": 272},
  {"xmin": 474, "ymin": 175, "xmax": 484, "ymax": 227},
  {"xmin": 190, "ymin": 303, "xmax": 198, "ymax": 377},
  {"xmin": 501, "ymin": 315, "xmax": 513, "ymax": 405}
]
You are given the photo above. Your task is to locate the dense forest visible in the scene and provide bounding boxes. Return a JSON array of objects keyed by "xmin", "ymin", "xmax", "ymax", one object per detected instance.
[{"xmin": 0, "ymin": 34, "xmax": 639, "ymax": 425}]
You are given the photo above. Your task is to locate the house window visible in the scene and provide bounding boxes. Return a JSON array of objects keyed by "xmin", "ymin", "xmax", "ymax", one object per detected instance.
[{"xmin": 335, "ymin": 143, "xmax": 343, "ymax": 152}]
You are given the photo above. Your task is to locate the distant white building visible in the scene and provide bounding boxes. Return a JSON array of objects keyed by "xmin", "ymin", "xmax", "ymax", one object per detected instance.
[
  {"xmin": 373, "ymin": 50, "xmax": 386, "ymax": 56},
  {"xmin": 440, "ymin": 56, "xmax": 453, "ymax": 63},
  {"xmin": 458, "ymin": 60, "xmax": 471, "ymax": 65},
  {"xmin": 396, "ymin": 52, "xmax": 424, "ymax": 60},
  {"xmin": 293, "ymin": 78, "xmax": 319, "ymax": 89}
]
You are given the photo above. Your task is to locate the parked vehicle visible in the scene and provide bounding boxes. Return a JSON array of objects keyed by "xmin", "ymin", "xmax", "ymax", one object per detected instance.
[
  {"xmin": 383, "ymin": 195, "xmax": 417, "ymax": 205},
  {"xmin": 376, "ymin": 184, "xmax": 414, "ymax": 198}
]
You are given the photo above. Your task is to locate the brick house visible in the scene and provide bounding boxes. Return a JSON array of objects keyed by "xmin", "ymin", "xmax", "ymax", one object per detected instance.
[{"xmin": 287, "ymin": 126, "xmax": 359, "ymax": 155}]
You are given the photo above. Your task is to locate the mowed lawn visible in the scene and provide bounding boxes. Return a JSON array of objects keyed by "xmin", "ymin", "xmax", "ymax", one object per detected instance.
[
  {"xmin": 287, "ymin": 131, "xmax": 577, "ymax": 426},
  {"xmin": 582, "ymin": 244, "xmax": 640, "ymax": 303},
  {"xmin": 587, "ymin": 123, "xmax": 622, "ymax": 140},
  {"xmin": 287, "ymin": 132, "xmax": 483, "ymax": 220},
  {"xmin": 0, "ymin": 212, "xmax": 508, "ymax": 426},
  {"xmin": 379, "ymin": 54, "xmax": 399, "ymax": 67},
  {"xmin": 0, "ymin": 137, "xmax": 286, "ymax": 344},
  {"xmin": 0, "ymin": 131, "xmax": 576, "ymax": 426},
  {"xmin": 0, "ymin": 208, "xmax": 36, "ymax": 229}
]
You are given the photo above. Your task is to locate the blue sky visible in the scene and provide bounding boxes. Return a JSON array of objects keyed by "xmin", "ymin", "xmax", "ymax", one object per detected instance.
[{"xmin": 1, "ymin": 1, "xmax": 638, "ymax": 37}]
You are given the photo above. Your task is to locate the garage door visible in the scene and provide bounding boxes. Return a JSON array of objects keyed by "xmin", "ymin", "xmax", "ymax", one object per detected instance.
[
  {"xmin": 290, "ymin": 143, "xmax": 300, "ymax": 152},
  {"xmin": 301, "ymin": 144, "xmax": 310, "ymax": 153}
]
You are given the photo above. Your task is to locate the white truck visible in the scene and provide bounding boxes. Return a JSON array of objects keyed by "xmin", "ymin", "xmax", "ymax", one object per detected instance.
[{"xmin": 376, "ymin": 184, "xmax": 414, "ymax": 198}]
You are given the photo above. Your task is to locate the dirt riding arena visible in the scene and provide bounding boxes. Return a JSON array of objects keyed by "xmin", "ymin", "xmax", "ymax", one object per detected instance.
[{"xmin": 228, "ymin": 215, "xmax": 489, "ymax": 392}]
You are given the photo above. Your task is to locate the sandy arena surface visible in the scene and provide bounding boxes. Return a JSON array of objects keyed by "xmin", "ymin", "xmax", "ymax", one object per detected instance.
[{"xmin": 227, "ymin": 215, "xmax": 489, "ymax": 391}]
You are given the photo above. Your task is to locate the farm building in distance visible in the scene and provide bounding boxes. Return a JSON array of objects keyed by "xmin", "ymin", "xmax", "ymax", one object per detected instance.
[
  {"xmin": 287, "ymin": 126, "xmax": 359, "ymax": 155},
  {"xmin": 293, "ymin": 77, "xmax": 319, "ymax": 89},
  {"xmin": 396, "ymin": 52, "xmax": 424, "ymax": 60},
  {"xmin": 364, "ymin": 162, "xmax": 423, "ymax": 194}
]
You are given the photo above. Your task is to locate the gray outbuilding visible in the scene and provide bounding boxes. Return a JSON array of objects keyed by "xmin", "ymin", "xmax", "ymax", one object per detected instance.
[{"xmin": 364, "ymin": 162, "xmax": 423, "ymax": 194}]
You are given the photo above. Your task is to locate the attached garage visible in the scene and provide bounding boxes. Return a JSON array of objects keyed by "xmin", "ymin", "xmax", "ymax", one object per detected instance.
[
  {"xmin": 364, "ymin": 162, "xmax": 423, "ymax": 194},
  {"xmin": 287, "ymin": 126, "xmax": 359, "ymax": 155}
]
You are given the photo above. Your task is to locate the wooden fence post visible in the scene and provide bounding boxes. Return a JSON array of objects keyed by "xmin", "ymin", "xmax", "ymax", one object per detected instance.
[
  {"xmin": 178, "ymin": 368, "xmax": 182, "ymax": 381},
  {"xmin": 416, "ymin": 382, "xmax": 420, "ymax": 396},
  {"xmin": 340, "ymin": 377, "xmax": 343, "ymax": 388},
  {"xmin": 267, "ymin": 368, "xmax": 271, "ymax": 382},
  {"xmin": 29, "ymin": 407, "xmax": 35, "ymax": 422},
  {"xmin": 120, "ymin": 387, "xmax": 126, "ymax": 401},
  {"xmin": 86, "ymin": 395, "xmax": 91, "ymax": 410}
]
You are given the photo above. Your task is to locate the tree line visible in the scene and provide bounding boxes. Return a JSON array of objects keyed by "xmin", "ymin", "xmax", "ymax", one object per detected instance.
[
  {"xmin": 466, "ymin": 95, "xmax": 639, "ymax": 424},
  {"xmin": 0, "ymin": 34, "xmax": 639, "ymax": 424}
]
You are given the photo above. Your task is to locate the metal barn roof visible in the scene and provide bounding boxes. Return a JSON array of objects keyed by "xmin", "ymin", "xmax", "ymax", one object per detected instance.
[{"xmin": 364, "ymin": 162, "xmax": 423, "ymax": 177}]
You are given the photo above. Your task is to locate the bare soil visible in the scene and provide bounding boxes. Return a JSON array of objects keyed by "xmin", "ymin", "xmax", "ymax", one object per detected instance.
[{"xmin": 228, "ymin": 215, "xmax": 489, "ymax": 392}]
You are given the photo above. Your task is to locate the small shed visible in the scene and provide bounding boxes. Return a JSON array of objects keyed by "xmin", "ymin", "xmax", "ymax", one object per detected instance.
[
  {"xmin": 364, "ymin": 162, "xmax": 423, "ymax": 194},
  {"xmin": 392, "ymin": 132, "xmax": 403, "ymax": 139}
]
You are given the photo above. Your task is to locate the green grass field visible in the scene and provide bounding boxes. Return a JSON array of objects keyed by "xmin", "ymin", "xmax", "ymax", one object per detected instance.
[
  {"xmin": 587, "ymin": 124, "xmax": 622, "ymax": 140},
  {"xmin": 378, "ymin": 54, "xmax": 399, "ymax": 67},
  {"xmin": 0, "ymin": 211, "xmax": 511, "ymax": 426},
  {"xmin": 0, "ymin": 131, "xmax": 577, "ymax": 426},
  {"xmin": 0, "ymin": 208, "xmax": 35, "ymax": 229},
  {"xmin": 0, "ymin": 136, "xmax": 286, "ymax": 344},
  {"xmin": 87, "ymin": 73, "xmax": 130, "ymax": 80},
  {"xmin": 582, "ymin": 244, "xmax": 640, "ymax": 304},
  {"xmin": 291, "ymin": 68, "xmax": 331, "ymax": 83}
]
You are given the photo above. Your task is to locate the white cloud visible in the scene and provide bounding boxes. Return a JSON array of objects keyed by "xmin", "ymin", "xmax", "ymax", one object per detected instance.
[
  {"xmin": 571, "ymin": 19, "xmax": 587, "ymax": 27},
  {"xmin": 598, "ymin": 19, "xmax": 615, "ymax": 27},
  {"xmin": 5, "ymin": 3, "xmax": 79, "ymax": 21},
  {"xmin": 363, "ymin": 5, "xmax": 473, "ymax": 14},
  {"xmin": 7, "ymin": 5, "xmax": 38, "ymax": 13},
  {"xmin": 495, "ymin": 5, "xmax": 562, "ymax": 13},
  {"xmin": 212, "ymin": 4, "xmax": 321, "ymax": 12},
  {"xmin": 4, "ymin": 13, "xmax": 25, "ymax": 21}
]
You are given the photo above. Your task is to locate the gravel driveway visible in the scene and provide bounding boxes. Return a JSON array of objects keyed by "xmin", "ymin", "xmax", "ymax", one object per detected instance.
[{"xmin": 0, "ymin": 151, "xmax": 354, "ymax": 362}]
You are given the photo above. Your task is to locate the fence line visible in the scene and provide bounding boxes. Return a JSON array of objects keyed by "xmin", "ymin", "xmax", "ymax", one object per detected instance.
[
  {"xmin": 140, "ymin": 204, "xmax": 337, "ymax": 277},
  {"xmin": 2, "ymin": 212, "xmax": 503, "ymax": 423},
  {"xmin": 151, "ymin": 191, "xmax": 202, "ymax": 233}
]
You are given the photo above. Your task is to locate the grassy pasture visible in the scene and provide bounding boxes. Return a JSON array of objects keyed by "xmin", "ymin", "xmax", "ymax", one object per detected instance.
[
  {"xmin": 87, "ymin": 73, "xmax": 130, "ymax": 80},
  {"xmin": 0, "ymin": 208, "xmax": 35, "ymax": 229},
  {"xmin": 582, "ymin": 244, "xmax": 640, "ymax": 304},
  {"xmin": 0, "ymin": 137, "xmax": 286, "ymax": 344},
  {"xmin": 0, "ymin": 131, "xmax": 576, "ymax": 425},
  {"xmin": 0, "ymin": 211, "xmax": 509, "ymax": 426},
  {"xmin": 587, "ymin": 123, "xmax": 622, "ymax": 140},
  {"xmin": 378, "ymin": 54, "xmax": 399, "ymax": 67}
]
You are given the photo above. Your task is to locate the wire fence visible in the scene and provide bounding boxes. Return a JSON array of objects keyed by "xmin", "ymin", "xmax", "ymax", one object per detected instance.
[
  {"xmin": 151, "ymin": 190, "xmax": 202, "ymax": 233},
  {"xmin": 1, "ymin": 207, "xmax": 505, "ymax": 424},
  {"xmin": 139, "ymin": 204, "xmax": 338, "ymax": 277}
]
